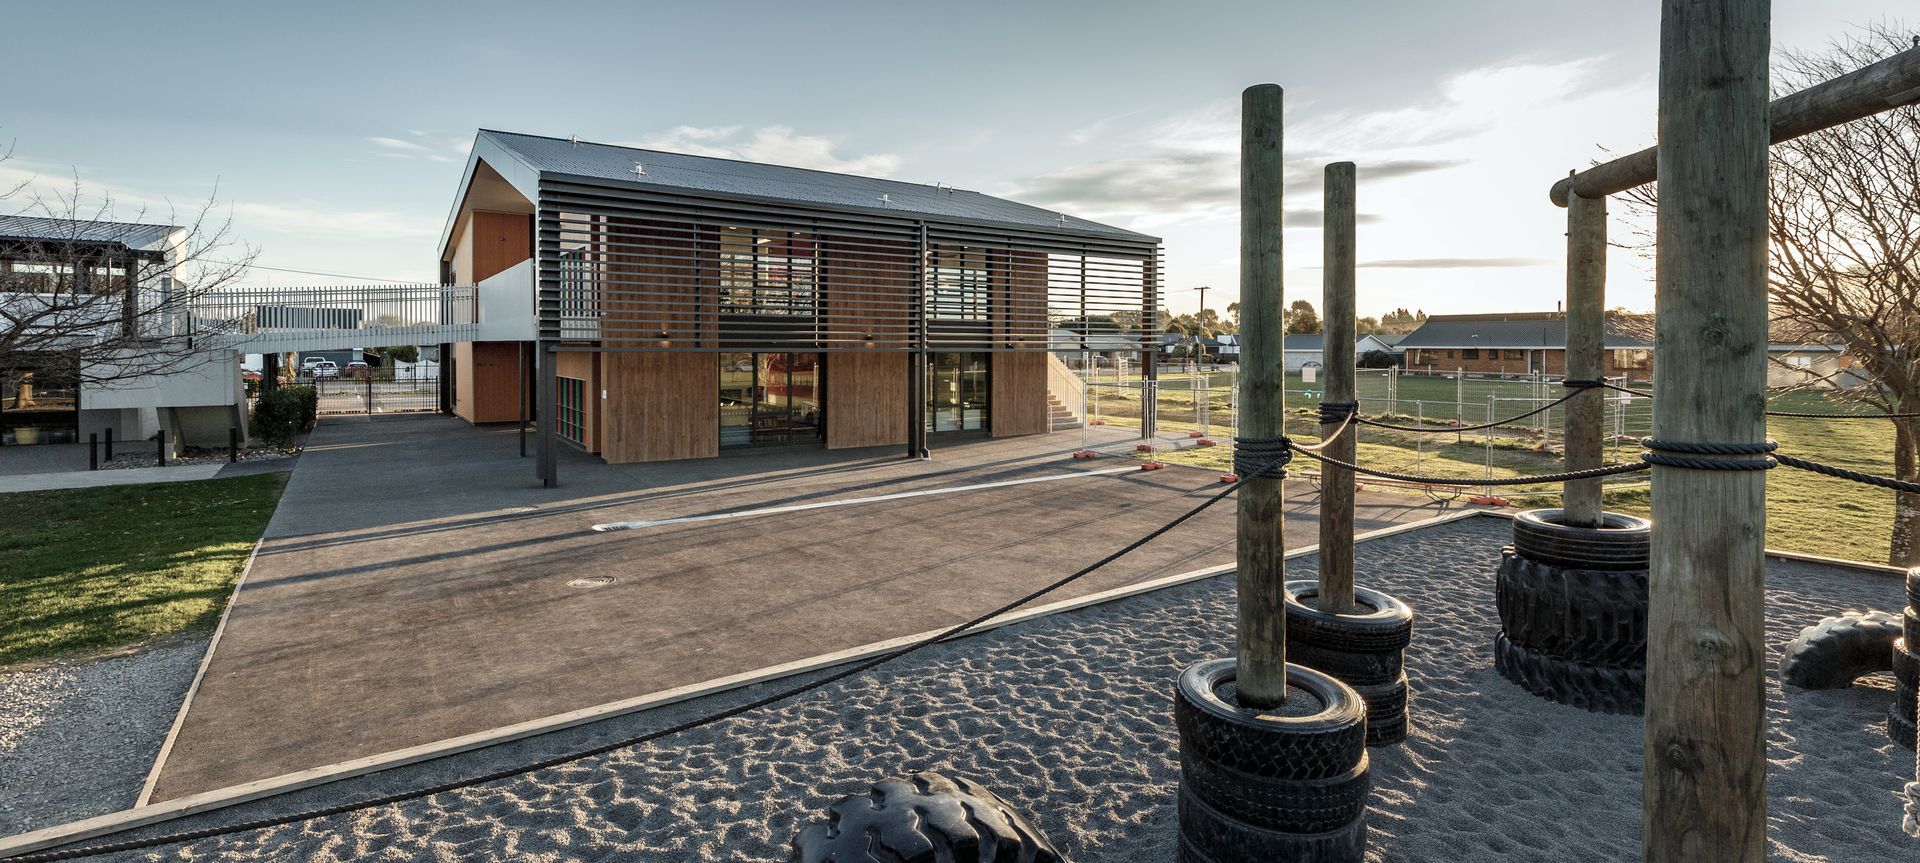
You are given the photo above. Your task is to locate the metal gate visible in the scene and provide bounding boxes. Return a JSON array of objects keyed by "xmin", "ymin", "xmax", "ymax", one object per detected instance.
[{"xmin": 309, "ymin": 371, "xmax": 440, "ymax": 415}]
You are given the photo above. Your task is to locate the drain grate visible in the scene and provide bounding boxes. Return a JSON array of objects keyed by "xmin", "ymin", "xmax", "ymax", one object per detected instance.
[{"xmin": 567, "ymin": 575, "xmax": 617, "ymax": 589}]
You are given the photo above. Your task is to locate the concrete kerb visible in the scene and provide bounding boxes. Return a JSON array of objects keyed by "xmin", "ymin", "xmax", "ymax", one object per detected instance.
[{"xmin": 0, "ymin": 507, "xmax": 1488, "ymax": 857}]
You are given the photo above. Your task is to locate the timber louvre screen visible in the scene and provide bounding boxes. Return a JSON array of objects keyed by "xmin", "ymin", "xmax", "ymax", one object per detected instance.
[{"xmin": 533, "ymin": 179, "xmax": 1162, "ymax": 355}]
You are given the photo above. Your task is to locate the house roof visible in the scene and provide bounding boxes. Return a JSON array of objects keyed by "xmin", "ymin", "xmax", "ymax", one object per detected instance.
[
  {"xmin": 1397, "ymin": 312, "xmax": 1654, "ymax": 350},
  {"xmin": 0, "ymin": 215, "xmax": 181, "ymax": 252},
  {"xmin": 472, "ymin": 130, "xmax": 1158, "ymax": 243},
  {"xmin": 1048, "ymin": 328, "xmax": 1144, "ymax": 352},
  {"xmin": 1283, "ymin": 333, "xmax": 1324, "ymax": 352}
]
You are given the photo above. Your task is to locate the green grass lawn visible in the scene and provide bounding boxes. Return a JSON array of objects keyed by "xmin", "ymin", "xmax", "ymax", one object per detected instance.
[
  {"xmin": 1107, "ymin": 380, "xmax": 1906, "ymax": 564},
  {"xmin": 0, "ymin": 473, "xmax": 287, "ymax": 667}
]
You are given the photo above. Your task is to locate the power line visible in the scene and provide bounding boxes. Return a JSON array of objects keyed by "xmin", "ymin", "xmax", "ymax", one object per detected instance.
[{"xmin": 207, "ymin": 260, "xmax": 423, "ymax": 284}]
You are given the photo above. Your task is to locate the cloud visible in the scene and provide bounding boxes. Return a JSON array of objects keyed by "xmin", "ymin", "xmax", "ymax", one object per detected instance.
[
  {"xmin": 231, "ymin": 200, "xmax": 439, "ymax": 239},
  {"xmin": 1359, "ymin": 256, "xmax": 1549, "ymax": 269},
  {"xmin": 629, "ymin": 125, "xmax": 902, "ymax": 176},
  {"xmin": 1287, "ymin": 209, "xmax": 1385, "ymax": 228},
  {"xmin": 367, "ymin": 134, "xmax": 462, "ymax": 163}
]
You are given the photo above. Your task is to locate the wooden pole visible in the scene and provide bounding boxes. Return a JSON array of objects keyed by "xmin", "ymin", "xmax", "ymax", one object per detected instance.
[
  {"xmin": 1318, "ymin": 161, "xmax": 1357, "ymax": 614},
  {"xmin": 1563, "ymin": 191, "xmax": 1607, "ymax": 527},
  {"xmin": 1644, "ymin": 1, "xmax": 1770, "ymax": 860},
  {"xmin": 1235, "ymin": 83, "xmax": 1288, "ymax": 707},
  {"xmin": 1549, "ymin": 44, "xmax": 1920, "ymax": 206}
]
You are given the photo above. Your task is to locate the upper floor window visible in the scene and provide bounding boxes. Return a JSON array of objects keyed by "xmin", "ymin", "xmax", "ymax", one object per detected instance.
[
  {"xmin": 929, "ymin": 246, "xmax": 989, "ymax": 321},
  {"xmin": 719, "ymin": 227, "xmax": 815, "ymax": 316}
]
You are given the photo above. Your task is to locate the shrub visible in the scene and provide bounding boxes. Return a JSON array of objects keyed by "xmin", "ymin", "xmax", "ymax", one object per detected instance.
[{"xmin": 250, "ymin": 385, "xmax": 318, "ymax": 446}]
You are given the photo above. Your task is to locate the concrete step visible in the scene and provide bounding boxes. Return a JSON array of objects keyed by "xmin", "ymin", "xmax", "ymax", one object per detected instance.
[{"xmin": 1052, "ymin": 421, "xmax": 1084, "ymax": 431}]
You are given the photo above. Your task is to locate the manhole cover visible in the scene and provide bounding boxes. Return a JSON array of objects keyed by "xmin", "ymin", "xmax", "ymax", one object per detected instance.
[{"xmin": 567, "ymin": 576, "xmax": 617, "ymax": 589}]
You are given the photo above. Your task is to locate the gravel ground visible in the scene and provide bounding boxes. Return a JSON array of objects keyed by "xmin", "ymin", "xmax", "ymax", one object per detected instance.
[
  {"xmin": 21, "ymin": 515, "xmax": 1920, "ymax": 860},
  {"xmin": 0, "ymin": 638, "xmax": 209, "ymax": 837},
  {"xmin": 101, "ymin": 450, "xmax": 293, "ymax": 471}
]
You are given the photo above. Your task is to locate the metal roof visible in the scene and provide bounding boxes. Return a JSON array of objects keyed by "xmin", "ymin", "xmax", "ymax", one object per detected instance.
[
  {"xmin": 0, "ymin": 215, "xmax": 180, "ymax": 251},
  {"xmin": 1396, "ymin": 312, "xmax": 1653, "ymax": 350},
  {"xmin": 477, "ymin": 130, "xmax": 1157, "ymax": 243},
  {"xmin": 1048, "ymin": 329, "xmax": 1144, "ymax": 352}
]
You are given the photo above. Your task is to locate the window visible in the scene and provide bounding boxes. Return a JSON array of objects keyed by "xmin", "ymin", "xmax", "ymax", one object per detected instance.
[
  {"xmin": 1505, "ymin": 349, "xmax": 1525, "ymax": 360},
  {"xmin": 1613, "ymin": 349, "xmax": 1651, "ymax": 370},
  {"xmin": 1445, "ymin": 350, "xmax": 1455, "ymax": 360},
  {"xmin": 719, "ymin": 228, "xmax": 816, "ymax": 316},
  {"xmin": 719, "ymin": 352, "xmax": 823, "ymax": 446},
  {"xmin": 1461, "ymin": 348, "xmax": 1480, "ymax": 360},
  {"xmin": 929, "ymin": 246, "xmax": 989, "ymax": 321},
  {"xmin": 556, "ymin": 377, "xmax": 586, "ymax": 445}
]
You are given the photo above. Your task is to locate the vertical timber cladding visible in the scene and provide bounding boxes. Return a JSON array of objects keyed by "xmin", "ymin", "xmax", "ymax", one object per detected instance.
[
  {"xmin": 822, "ymin": 233, "xmax": 916, "ymax": 449},
  {"xmin": 451, "ymin": 211, "xmax": 532, "ymax": 424},
  {"xmin": 589, "ymin": 212, "xmax": 720, "ymax": 463}
]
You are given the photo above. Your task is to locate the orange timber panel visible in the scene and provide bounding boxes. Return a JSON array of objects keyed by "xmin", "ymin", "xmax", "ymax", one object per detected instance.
[
  {"xmin": 991, "ymin": 351, "xmax": 1049, "ymax": 437},
  {"xmin": 603, "ymin": 352, "xmax": 717, "ymax": 463},
  {"xmin": 471, "ymin": 211, "xmax": 531, "ymax": 282},
  {"xmin": 826, "ymin": 352, "xmax": 907, "ymax": 449},
  {"xmin": 823, "ymin": 235, "xmax": 915, "ymax": 348},
  {"xmin": 463, "ymin": 341, "xmax": 526, "ymax": 424}
]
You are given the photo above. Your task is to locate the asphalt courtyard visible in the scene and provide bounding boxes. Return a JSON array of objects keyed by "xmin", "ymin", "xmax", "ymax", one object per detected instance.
[{"xmin": 146, "ymin": 414, "xmax": 1450, "ymax": 800}]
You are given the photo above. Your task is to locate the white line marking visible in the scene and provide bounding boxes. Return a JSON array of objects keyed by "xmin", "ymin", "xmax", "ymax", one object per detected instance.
[{"xmin": 592, "ymin": 466, "xmax": 1140, "ymax": 532}]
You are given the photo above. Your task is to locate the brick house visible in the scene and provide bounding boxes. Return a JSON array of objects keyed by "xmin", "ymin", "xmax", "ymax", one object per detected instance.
[{"xmin": 1397, "ymin": 311, "xmax": 1654, "ymax": 381}]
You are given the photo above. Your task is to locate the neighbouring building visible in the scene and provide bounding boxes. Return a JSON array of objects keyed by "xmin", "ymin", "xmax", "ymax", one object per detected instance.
[
  {"xmin": 1397, "ymin": 311, "xmax": 1655, "ymax": 381},
  {"xmin": 1282, "ymin": 333, "xmax": 1401, "ymax": 372},
  {"xmin": 0, "ymin": 215, "xmax": 248, "ymax": 449},
  {"xmin": 436, "ymin": 130, "xmax": 1163, "ymax": 474}
]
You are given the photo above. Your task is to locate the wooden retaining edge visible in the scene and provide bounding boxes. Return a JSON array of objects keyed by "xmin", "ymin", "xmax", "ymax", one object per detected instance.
[
  {"xmin": 1465, "ymin": 509, "xmax": 1908, "ymax": 578},
  {"xmin": 134, "ymin": 536, "xmax": 266, "ymax": 807},
  {"xmin": 0, "ymin": 507, "xmax": 1485, "ymax": 858}
]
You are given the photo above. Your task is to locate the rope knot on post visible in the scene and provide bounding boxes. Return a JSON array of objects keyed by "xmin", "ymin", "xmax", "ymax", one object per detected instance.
[
  {"xmin": 1639, "ymin": 438, "xmax": 1777, "ymax": 471},
  {"xmin": 1316, "ymin": 400, "xmax": 1359, "ymax": 425},
  {"xmin": 1233, "ymin": 435, "xmax": 1293, "ymax": 479}
]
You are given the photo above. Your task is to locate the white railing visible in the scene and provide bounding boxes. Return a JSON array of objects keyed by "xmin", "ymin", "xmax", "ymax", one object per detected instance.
[
  {"xmin": 191, "ymin": 283, "xmax": 479, "ymax": 351},
  {"xmin": 1046, "ymin": 352, "xmax": 1086, "ymax": 421}
]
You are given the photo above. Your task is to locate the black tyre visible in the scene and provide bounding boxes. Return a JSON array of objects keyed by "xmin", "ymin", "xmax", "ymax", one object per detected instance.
[
  {"xmin": 790, "ymin": 772, "xmax": 1066, "ymax": 863},
  {"xmin": 1177, "ymin": 786, "xmax": 1366, "ymax": 863},
  {"xmin": 1906, "ymin": 608, "xmax": 1920, "ymax": 649},
  {"xmin": 1180, "ymin": 750, "xmax": 1370, "ymax": 834},
  {"xmin": 1286, "ymin": 639, "xmax": 1404, "ymax": 687},
  {"xmin": 1493, "ymin": 631, "xmax": 1644, "ymax": 715},
  {"xmin": 1897, "ymin": 639, "xmax": 1917, "ymax": 724},
  {"xmin": 1777, "ymin": 611, "xmax": 1903, "ymax": 690},
  {"xmin": 1282, "ymin": 581, "xmax": 1415, "ymax": 655},
  {"xmin": 1495, "ymin": 550, "xmax": 1646, "ymax": 665},
  {"xmin": 1175, "ymin": 659, "xmax": 1367, "ymax": 781},
  {"xmin": 1510, "ymin": 508, "xmax": 1651, "ymax": 571},
  {"xmin": 1890, "ymin": 707, "xmax": 1917, "ymax": 751},
  {"xmin": 1350, "ymin": 676, "xmax": 1409, "ymax": 746},
  {"xmin": 1907, "ymin": 566, "xmax": 1920, "ymax": 611}
]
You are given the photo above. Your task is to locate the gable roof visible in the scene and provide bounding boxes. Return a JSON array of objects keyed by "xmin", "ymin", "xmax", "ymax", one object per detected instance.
[
  {"xmin": 0, "ymin": 215, "xmax": 181, "ymax": 252},
  {"xmin": 471, "ymin": 129, "xmax": 1157, "ymax": 243},
  {"xmin": 1397, "ymin": 311, "xmax": 1653, "ymax": 350}
]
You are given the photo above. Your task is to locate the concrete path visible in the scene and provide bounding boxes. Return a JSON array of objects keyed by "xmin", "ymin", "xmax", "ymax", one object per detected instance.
[
  {"xmin": 0, "ymin": 459, "xmax": 293, "ymax": 493},
  {"xmin": 146, "ymin": 414, "xmax": 1453, "ymax": 799}
]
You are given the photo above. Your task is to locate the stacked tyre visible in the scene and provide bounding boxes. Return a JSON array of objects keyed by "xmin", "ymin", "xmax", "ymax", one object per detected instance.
[
  {"xmin": 1493, "ymin": 509, "xmax": 1650, "ymax": 715},
  {"xmin": 1896, "ymin": 568, "xmax": 1920, "ymax": 749},
  {"xmin": 790, "ymin": 772, "xmax": 1068, "ymax": 862},
  {"xmin": 1175, "ymin": 659, "xmax": 1370, "ymax": 862},
  {"xmin": 1283, "ymin": 581, "xmax": 1415, "ymax": 745}
]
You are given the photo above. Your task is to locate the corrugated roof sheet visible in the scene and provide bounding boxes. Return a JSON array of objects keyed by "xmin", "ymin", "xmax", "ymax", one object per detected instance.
[
  {"xmin": 1396, "ymin": 312, "xmax": 1653, "ymax": 349},
  {"xmin": 0, "ymin": 215, "xmax": 179, "ymax": 250},
  {"xmin": 480, "ymin": 130, "xmax": 1157, "ymax": 242}
]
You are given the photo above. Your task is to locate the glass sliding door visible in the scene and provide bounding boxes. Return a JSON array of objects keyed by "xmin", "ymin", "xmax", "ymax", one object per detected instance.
[
  {"xmin": 718, "ymin": 352, "xmax": 824, "ymax": 448},
  {"xmin": 927, "ymin": 352, "xmax": 990, "ymax": 432}
]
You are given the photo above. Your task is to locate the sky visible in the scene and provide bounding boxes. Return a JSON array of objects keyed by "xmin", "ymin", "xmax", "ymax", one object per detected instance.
[{"xmin": 1, "ymin": 1, "xmax": 1905, "ymax": 318}]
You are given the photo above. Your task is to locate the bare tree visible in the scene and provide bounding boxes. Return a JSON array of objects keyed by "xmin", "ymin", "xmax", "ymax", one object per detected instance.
[
  {"xmin": 1, "ymin": 143, "xmax": 256, "ymax": 402},
  {"xmin": 1618, "ymin": 24, "xmax": 1920, "ymax": 564}
]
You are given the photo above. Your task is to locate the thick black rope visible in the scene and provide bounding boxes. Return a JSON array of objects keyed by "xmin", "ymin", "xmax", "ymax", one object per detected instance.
[
  {"xmin": 1, "ymin": 471, "xmax": 1269, "ymax": 863},
  {"xmin": 1640, "ymin": 438, "xmax": 1777, "ymax": 471},
  {"xmin": 1353, "ymin": 383, "xmax": 1594, "ymax": 434},
  {"xmin": 1775, "ymin": 453, "xmax": 1920, "ymax": 494},
  {"xmin": 1283, "ymin": 439, "xmax": 1649, "ymax": 486},
  {"xmin": 1766, "ymin": 408, "xmax": 1920, "ymax": 419}
]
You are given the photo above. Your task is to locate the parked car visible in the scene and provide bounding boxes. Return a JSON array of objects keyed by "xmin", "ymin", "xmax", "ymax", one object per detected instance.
[
  {"xmin": 311, "ymin": 360, "xmax": 340, "ymax": 379},
  {"xmin": 301, "ymin": 357, "xmax": 325, "ymax": 373},
  {"xmin": 344, "ymin": 361, "xmax": 371, "ymax": 379}
]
